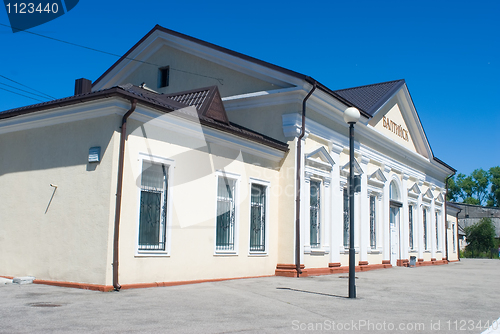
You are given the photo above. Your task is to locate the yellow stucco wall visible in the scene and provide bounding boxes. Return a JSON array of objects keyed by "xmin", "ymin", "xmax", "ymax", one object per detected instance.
[
  {"xmin": 116, "ymin": 118, "xmax": 283, "ymax": 284},
  {"xmin": 0, "ymin": 114, "xmax": 120, "ymax": 285}
]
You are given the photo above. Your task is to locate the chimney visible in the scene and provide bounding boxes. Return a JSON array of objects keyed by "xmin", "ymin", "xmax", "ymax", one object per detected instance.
[{"xmin": 74, "ymin": 78, "xmax": 92, "ymax": 95}]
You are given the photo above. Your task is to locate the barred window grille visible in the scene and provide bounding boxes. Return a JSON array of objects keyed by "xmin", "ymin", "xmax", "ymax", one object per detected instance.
[
  {"xmin": 423, "ymin": 208, "xmax": 428, "ymax": 250},
  {"xmin": 343, "ymin": 188, "xmax": 349, "ymax": 248},
  {"xmin": 435, "ymin": 212, "xmax": 439, "ymax": 249},
  {"xmin": 216, "ymin": 176, "xmax": 236, "ymax": 251},
  {"xmin": 138, "ymin": 161, "xmax": 168, "ymax": 251},
  {"xmin": 250, "ymin": 184, "xmax": 266, "ymax": 252},
  {"xmin": 369, "ymin": 195, "xmax": 376, "ymax": 249},
  {"xmin": 409, "ymin": 205, "xmax": 414, "ymax": 249},
  {"xmin": 310, "ymin": 180, "xmax": 321, "ymax": 248}
]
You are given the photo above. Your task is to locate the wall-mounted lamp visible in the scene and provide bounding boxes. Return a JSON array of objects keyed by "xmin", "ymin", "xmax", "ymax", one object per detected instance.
[{"xmin": 89, "ymin": 147, "xmax": 101, "ymax": 163}]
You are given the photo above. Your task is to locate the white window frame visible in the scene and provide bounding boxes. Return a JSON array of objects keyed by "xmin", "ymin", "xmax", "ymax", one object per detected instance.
[
  {"xmin": 435, "ymin": 210, "xmax": 441, "ymax": 251},
  {"xmin": 135, "ymin": 153, "xmax": 174, "ymax": 257},
  {"xmin": 309, "ymin": 178, "xmax": 322, "ymax": 249},
  {"xmin": 408, "ymin": 200, "xmax": 417, "ymax": 252},
  {"xmin": 214, "ymin": 171, "xmax": 240, "ymax": 255},
  {"xmin": 422, "ymin": 205, "xmax": 429, "ymax": 251},
  {"xmin": 248, "ymin": 178, "xmax": 270, "ymax": 256}
]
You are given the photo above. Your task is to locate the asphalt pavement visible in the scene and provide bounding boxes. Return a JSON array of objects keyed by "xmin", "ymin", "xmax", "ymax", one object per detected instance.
[{"xmin": 1, "ymin": 259, "xmax": 499, "ymax": 334}]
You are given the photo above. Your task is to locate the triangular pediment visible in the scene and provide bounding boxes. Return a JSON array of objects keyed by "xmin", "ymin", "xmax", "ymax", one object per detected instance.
[
  {"xmin": 369, "ymin": 169, "xmax": 387, "ymax": 183},
  {"xmin": 342, "ymin": 159, "xmax": 364, "ymax": 175},
  {"xmin": 408, "ymin": 183, "xmax": 421, "ymax": 195},
  {"xmin": 436, "ymin": 193, "xmax": 444, "ymax": 203},
  {"xmin": 423, "ymin": 188, "xmax": 434, "ymax": 200},
  {"xmin": 305, "ymin": 147, "xmax": 334, "ymax": 171}
]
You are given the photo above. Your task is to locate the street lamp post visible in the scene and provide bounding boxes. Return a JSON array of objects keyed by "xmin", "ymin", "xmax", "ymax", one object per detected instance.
[{"xmin": 344, "ymin": 107, "xmax": 360, "ymax": 299}]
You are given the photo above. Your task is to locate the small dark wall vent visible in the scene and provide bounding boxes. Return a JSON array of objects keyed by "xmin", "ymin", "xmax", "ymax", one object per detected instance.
[{"xmin": 75, "ymin": 78, "xmax": 92, "ymax": 95}]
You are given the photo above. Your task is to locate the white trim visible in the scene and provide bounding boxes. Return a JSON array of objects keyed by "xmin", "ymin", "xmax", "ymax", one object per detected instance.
[
  {"xmin": 135, "ymin": 153, "xmax": 175, "ymax": 257},
  {"xmin": 0, "ymin": 99, "xmax": 128, "ymax": 135},
  {"xmin": 214, "ymin": 171, "xmax": 241, "ymax": 255},
  {"xmin": 248, "ymin": 178, "xmax": 270, "ymax": 256}
]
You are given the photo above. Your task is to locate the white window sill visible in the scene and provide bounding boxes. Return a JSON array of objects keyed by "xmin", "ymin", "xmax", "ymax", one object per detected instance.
[
  {"xmin": 309, "ymin": 249, "xmax": 327, "ymax": 255},
  {"xmin": 248, "ymin": 252, "xmax": 268, "ymax": 257},
  {"xmin": 368, "ymin": 249, "xmax": 381, "ymax": 254},
  {"xmin": 214, "ymin": 252, "xmax": 238, "ymax": 256},
  {"xmin": 135, "ymin": 252, "xmax": 170, "ymax": 257}
]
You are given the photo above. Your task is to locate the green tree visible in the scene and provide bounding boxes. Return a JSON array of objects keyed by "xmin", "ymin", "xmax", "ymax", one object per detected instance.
[
  {"xmin": 464, "ymin": 218, "xmax": 496, "ymax": 257},
  {"xmin": 488, "ymin": 166, "xmax": 500, "ymax": 207},
  {"xmin": 448, "ymin": 167, "xmax": 500, "ymax": 207}
]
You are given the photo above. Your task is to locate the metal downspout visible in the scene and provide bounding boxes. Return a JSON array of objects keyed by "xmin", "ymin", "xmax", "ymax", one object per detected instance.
[
  {"xmin": 444, "ymin": 172, "xmax": 455, "ymax": 262},
  {"xmin": 295, "ymin": 81, "xmax": 317, "ymax": 277},
  {"xmin": 113, "ymin": 99, "xmax": 137, "ymax": 291}
]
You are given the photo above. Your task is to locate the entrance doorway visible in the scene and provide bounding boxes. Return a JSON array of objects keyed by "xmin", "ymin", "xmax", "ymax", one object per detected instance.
[
  {"xmin": 389, "ymin": 180, "xmax": 402, "ymax": 267},
  {"xmin": 390, "ymin": 206, "xmax": 400, "ymax": 266}
]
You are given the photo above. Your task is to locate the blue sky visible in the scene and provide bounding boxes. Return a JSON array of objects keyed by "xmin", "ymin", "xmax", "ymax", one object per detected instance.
[{"xmin": 1, "ymin": 0, "xmax": 498, "ymax": 176}]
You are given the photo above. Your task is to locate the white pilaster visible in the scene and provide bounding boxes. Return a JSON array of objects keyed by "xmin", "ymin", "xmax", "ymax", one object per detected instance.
[
  {"xmin": 417, "ymin": 180, "xmax": 424, "ymax": 260},
  {"xmin": 382, "ymin": 166, "xmax": 391, "ymax": 262},
  {"xmin": 359, "ymin": 156, "xmax": 369, "ymax": 262},
  {"xmin": 329, "ymin": 143, "xmax": 343, "ymax": 264},
  {"xmin": 401, "ymin": 174, "xmax": 409, "ymax": 260},
  {"xmin": 430, "ymin": 185, "xmax": 436, "ymax": 260}
]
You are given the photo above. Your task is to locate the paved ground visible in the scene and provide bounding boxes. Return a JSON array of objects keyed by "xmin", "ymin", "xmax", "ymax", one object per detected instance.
[{"xmin": 1, "ymin": 259, "xmax": 499, "ymax": 334}]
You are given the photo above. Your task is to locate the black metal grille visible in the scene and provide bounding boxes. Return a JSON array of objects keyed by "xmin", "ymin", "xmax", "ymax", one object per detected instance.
[
  {"xmin": 216, "ymin": 176, "xmax": 236, "ymax": 251},
  {"xmin": 310, "ymin": 180, "xmax": 321, "ymax": 248},
  {"xmin": 138, "ymin": 162, "xmax": 167, "ymax": 251},
  {"xmin": 250, "ymin": 184, "xmax": 266, "ymax": 252},
  {"xmin": 423, "ymin": 208, "xmax": 428, "ymax": 250},
  {"xmin": 409, "ymin": 205, "xmax": 414, "ymax": 249},
  {"xmin": 369, "ymin": 195, "xmax": 376, "ymax": 249}
]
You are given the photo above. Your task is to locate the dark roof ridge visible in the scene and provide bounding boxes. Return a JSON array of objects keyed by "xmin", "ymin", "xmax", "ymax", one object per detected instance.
[
  {"xmin": 332, "ymin": 79, "xmax": 406, "ymax": 116},
  {"xmin": 333, "ymin": 79, "xmax": 405, "ymax": 92}
]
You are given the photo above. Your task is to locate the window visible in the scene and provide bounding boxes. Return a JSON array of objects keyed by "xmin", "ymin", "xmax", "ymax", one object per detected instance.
[
  {"xmin": 369, "ymin": 195, "xmax": 376, "ymax": 249},
  {"xmin": 409, "ymin": 205, "xmax": 414, "ymax": 250},
  {"xmin": 138, "ymin": 161, "xmax": 168, "ymax": 251},
  {"xmin": 216, "ymin": 175, "xmax": 237, "ymax": 251},
  {"xmin": 435, "ymin": 212, "xmax": 440, "ymax": 249},
  {"xmin": 250, "ymin": 183, "xmax": 266, "ymax": 252},
  {"xmin": 343, "ymin": 188, "xmax": 349, "ymax": 248},
  {"xmin": 452, "ymin": 223, "xmax": 456, "ymax": 252},
  {"xmin": 158, "ymin": 66, "xmax": 170, "ymax": 88},
  {"xmin": 423, "ymin": 207, "xmax": 428, "ymax": 250},
  {"xmin": 310, "ymin": 180, "xmax": 321, "ymax": 248}
]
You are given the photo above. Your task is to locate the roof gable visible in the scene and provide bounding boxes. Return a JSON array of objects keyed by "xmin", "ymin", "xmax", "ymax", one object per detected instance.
[
  {"xmin": 334, "ymin": 79, "xmax": 405, "ymax": 116},
  {"xmin": 163, "ymin": 86, "xmax": 229, "ymax": 124},
  {"xmin": 92, "ymin": 25, "xmax": 302, "ymax": 94}
]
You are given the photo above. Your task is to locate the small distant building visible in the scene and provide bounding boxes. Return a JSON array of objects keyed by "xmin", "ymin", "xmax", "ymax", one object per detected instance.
[{"xmin": 452, "ymin": 202, "xmax": 500, "ymax": 239}]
